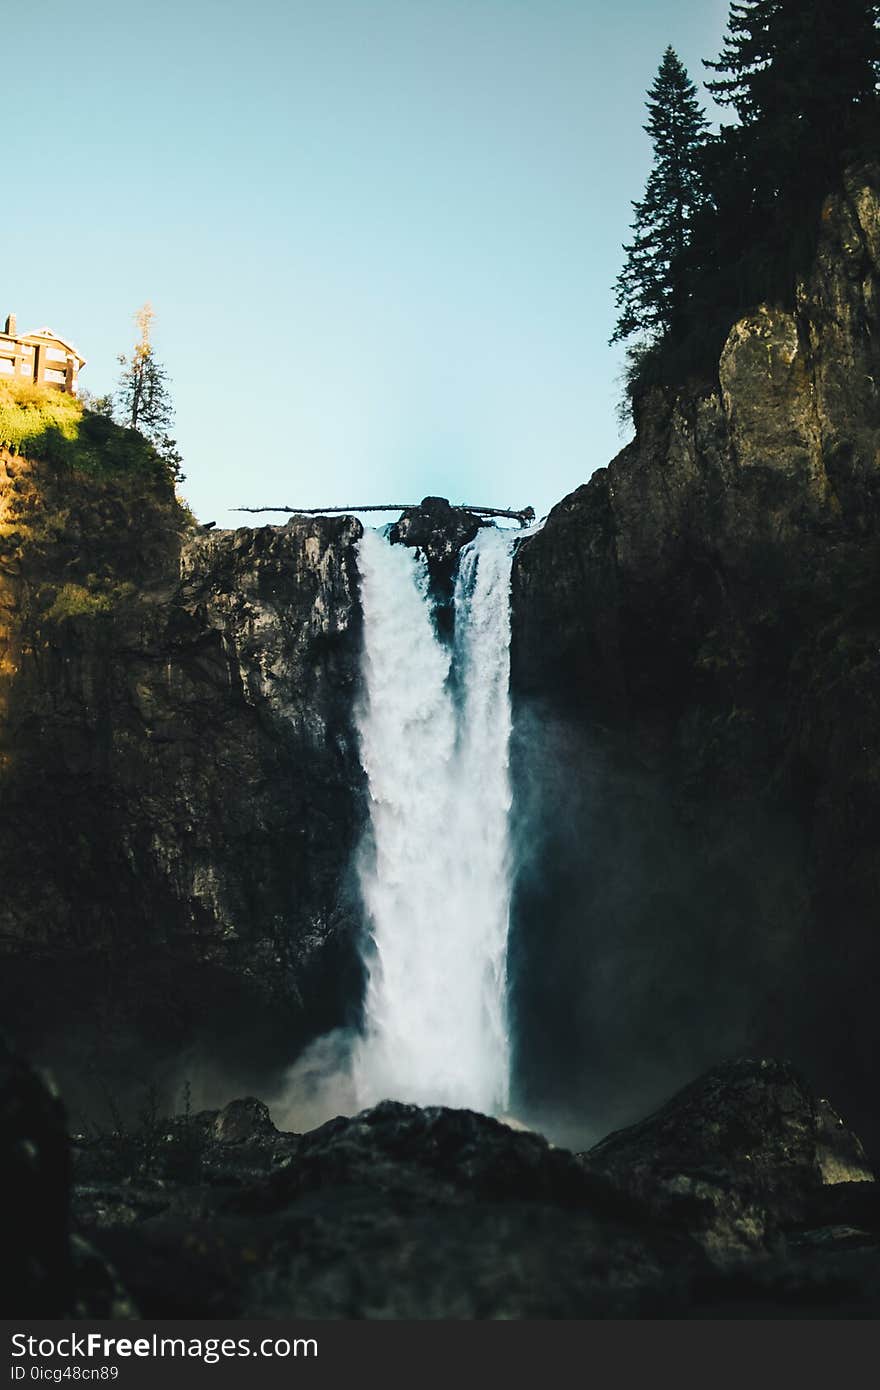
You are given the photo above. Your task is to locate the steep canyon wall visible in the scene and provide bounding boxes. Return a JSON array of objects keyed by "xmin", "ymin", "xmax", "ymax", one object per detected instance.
[
  {"xmin": 0, "ymin": 459, "xmax": 365, "ymax": 1111},
  {"xmin": 510, "ymin": 164, "xmax": 880, "ymax": 1149}
]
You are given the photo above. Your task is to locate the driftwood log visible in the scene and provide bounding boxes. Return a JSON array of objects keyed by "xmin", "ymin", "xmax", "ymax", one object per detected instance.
[{"xmin": 234, "ymin": 504, "xmax": 536, "ymax": 527}]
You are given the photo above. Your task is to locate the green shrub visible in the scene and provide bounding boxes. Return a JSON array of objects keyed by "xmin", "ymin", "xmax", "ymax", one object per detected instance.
[
  {"xmin": 0, "ymin": 379, "xmax": 80, "ymax": 452},
  {"xmin": 0, "ymin": 380, "xmax": 174, "ymax": 486},
  {"xmin": 42, "ymin": 583, "xmax": 114, "ymax": 622}
]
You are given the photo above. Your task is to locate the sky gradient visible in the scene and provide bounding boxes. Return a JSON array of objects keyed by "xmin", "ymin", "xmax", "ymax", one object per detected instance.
[{"xmin": 7, "ymin": 0, "xmax": 729, "ymax": 524}]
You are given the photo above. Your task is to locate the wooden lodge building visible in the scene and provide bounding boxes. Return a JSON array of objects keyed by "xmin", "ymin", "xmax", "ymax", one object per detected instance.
[{"xmin": 0, "ymin": 313, "xmax": 85, "ymax": 393}]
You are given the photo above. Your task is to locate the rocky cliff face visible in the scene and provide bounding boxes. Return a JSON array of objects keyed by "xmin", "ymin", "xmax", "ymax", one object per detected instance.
[
  {"xmin": 510, "ymin": 163, "xmax": 880, "ymax": 1152},
  {"xmin": 0, "ymin": 455, "xmax": 365, "ymax": 1112},
  {"xmin": 2, "ymin": 167, "xmax": 878, "ymax": 1160}
]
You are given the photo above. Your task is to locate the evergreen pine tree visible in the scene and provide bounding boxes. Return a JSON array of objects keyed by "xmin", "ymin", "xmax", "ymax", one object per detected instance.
[
  {"xmin": 116, "ymin": 304, "xmax": 184, "ymax": 483},
  {"xmin": 610, "ymin": 48, "xmax": 709, "ymax": 349},
  {"xmin": 116, "ymin": 303, "xmax": 171, "ymax": 438},
  {"xmin": 705, "ymin": 1, "xmax": 880, "ymax": 210}
]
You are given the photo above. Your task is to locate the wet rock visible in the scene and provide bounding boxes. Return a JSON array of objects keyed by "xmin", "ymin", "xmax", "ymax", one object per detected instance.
[
  {"xmin": 69, "ymin": 1074, "xmax": 880, "ymax": 1318},
  {"xmin": 0, "ymin": 1039, "xmax": 72, "ymax": 1316},
  {"xmin": 391, "ymin": 495, "xmax": 485, "ymax": 571},
  {"xmin": 391, "ymin": 496, "xmax": 486, "ymax": 633},
  {"xmin": 581, "ymin": 1058, "xmax": 876, "ymax": 1259},
  {"xmin": 212, "ymin": 1097, "xmax": 277, "ymax": 1145},
  {"xmin": 231, "ymin": 1100, "xmax": 611, "ymax": 1211},
  {"xmin": 75, "ymin": 1098, "xmax": 702, "ymax": 1318},
  {"xmin": 815, "ymin": 1097, "xmax": 875, "ymax": 1185},
  {"xmin": 0, "ymin": 1041, "xmax": 138, "ymax": 1318},
  {"xmin": 69, "ymin": 1234, "xmax": 138, "ymax": 1319}
]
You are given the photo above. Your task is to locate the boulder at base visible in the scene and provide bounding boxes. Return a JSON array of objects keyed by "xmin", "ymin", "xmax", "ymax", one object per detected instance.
[{"xmin": 582, "ymin": 1057, "xmax": 875, "ymax": 1258}]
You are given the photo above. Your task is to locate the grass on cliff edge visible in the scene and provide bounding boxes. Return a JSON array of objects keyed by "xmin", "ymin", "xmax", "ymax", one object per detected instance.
[{"xmin": 0, "ymin": 379, "xmax": 174, "ymax": 486}]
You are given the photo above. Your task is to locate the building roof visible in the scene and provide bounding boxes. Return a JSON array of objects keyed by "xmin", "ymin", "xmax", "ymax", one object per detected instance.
[{"xmin": 20, "ymin": 327, "xmax": 86, "ymax": 366}]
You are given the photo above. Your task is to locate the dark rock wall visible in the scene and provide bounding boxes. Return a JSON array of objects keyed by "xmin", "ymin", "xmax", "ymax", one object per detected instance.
[
  {"xmin": 0, "ymin": 456, "xmax": 366, "ymax": 1113},
  {"xmin": 509, "ymin": 164, "xmax": 880, "ymax": 1152}
]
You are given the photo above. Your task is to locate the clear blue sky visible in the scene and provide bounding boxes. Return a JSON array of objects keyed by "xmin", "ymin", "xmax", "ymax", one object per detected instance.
[{"xmin": 7, "ymin": 0, "xmax": 728, "ymax": 524}]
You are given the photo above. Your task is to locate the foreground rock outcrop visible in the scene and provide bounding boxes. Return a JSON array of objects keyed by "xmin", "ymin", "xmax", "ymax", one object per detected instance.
[
  {"xmin": 1, "ymin": 1039, "xmax": 71, "ymax": 1315},
  {"xmin": 61, "ymin": 1056, "xmax": 879, "ymax": 1318},
  {"xmin": 2, "ymin": 1041, "xmax": 134, "ymax": 1317},
  {"xmin": 582, "ymin": 1058, "xmax": 874, "ymax": 1258},
  {"xmin": 510, "ymin": 163, "xmax": 880, "ymax": 1153}
]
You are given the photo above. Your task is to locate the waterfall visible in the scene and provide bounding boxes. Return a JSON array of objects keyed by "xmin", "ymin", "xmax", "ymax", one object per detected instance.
[{"xmin": 352, "ymin": 525, "xmax": 515, "ymax": 1115}]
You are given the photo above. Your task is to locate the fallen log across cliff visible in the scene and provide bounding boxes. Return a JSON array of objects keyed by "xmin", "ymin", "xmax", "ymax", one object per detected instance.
[{"xmin": 234, "ymin": 503, "xmax": 537, "ymax": 527}]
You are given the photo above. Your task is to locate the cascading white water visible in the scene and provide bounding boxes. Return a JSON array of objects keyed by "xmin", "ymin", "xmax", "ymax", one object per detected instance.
[{"xmin": 352, "ymin": 525, "xmax": 515, "ymax": 1115}]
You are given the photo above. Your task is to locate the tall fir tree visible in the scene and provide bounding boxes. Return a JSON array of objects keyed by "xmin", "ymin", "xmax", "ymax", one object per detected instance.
[
  {"xmin": 116, "ymin": 303, "xmax": 172, "ymax": 438},
  {"xmin": 705, "ymin": 0, "xmax": 880, "ymax": 211},
  {"xmin": 610, "ymin": 48, "xmax": 709, "ymax": 349},
  {"xmin": 116, "ymin": 304, "xmax": 184, "ymax": 483}
]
